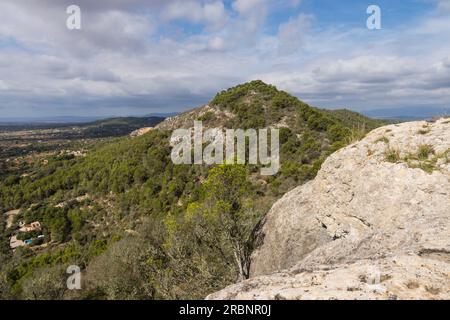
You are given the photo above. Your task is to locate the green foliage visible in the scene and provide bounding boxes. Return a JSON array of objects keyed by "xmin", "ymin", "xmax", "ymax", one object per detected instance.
[
  {"xmin": 16, "ymin": 231, "xmax": 40, "ymax": 241},
  {"xmin": 0, "ymin": 215, "xmax": 9, "ymax": 256},
  {"xmin": 6, "ymin": 244, "xmax": 81, "ymax": 296},
  {"xmin": 160, "ymin": 165, "xmax": 258, "ymax": 297},
  {"xmin": 195, "ymin": 165, "xmax": 257, "ymax": 279},
  {"xmin": 0, "ymin": 80, "xmax": 387, "ymax": 300},
  {"xmin": 197, "ymin": 111, "xmax": 215, "ymax": 122},
  {"xmin": 399, "ymin": 146, "xmax": 447, "ymax": 174},
  {"xmin": 327, "ymin": 124, "xmax": 352, "ymax": 142},
  {"xmin": 202, "ymin": 165, "xmax": 249, "ymax": 208},
  {"xmin": 375, "ymin": 136, "xmax": 390, "ymax": 144},
  {"xmin": 211, "ymin": 80, "xmax": 278, "ymax": 108},
  {"xmin": 324, "ymin": 109, "xmax": 390, "ymax": 131},
  {"xmin": 417, "ymin": 144, "xmax": 435, "ymax": 160},
  {"xmin": 385, "ymin": 147, "xmax": 401, "ymax": 163},
  {"xmin": 417, "ymin": 129, "xmax": 430, "ymax": 135},
  {"xmin": 19, "ymin": 265, "xmax": 67, "ymax": 300},
  {"xmin": 229, "ymin": 100, "xmax": 267, "ymax": 129}
]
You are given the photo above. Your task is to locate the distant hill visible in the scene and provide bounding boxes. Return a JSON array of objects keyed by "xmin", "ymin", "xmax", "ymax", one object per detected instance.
[
  {"xmin": 81, "ymin": 117, "xmax": 165, "ymax": 138},
  {"xmin": 323, "ymin": 109, "xmax": 391, "ymax": 130},
  {"xmin": 364, "ymin": 106, "xmax": 450, "ymax": 121},
  {"xmin": 0, "ymin": 116, "xmax": 105, "ymax": 124},
  {"xmin": 0, "ymin": 116, "xmax": 166, "ymax": 161},
  {"xmin": 145, "ymin": 112, "xmax": 179, "ymax": 118},
  {"xmin": 0, "ymin": 116, "xmax": 165, "ymax": 137}
]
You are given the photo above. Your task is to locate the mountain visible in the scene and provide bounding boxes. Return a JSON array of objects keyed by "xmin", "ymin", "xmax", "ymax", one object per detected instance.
[
  {"xmin": 0, "ymin": 116, "xmax": 105, "ymax": 124},
  {"xmin": 364, "ymin": 106, "xmax": 450, "ymax": 121},
  {"xmin": 0, "ymin": 80, "xmax": 389, "ymax": 300},
  {"xmin": 208, "ymin": 118, "xmax": 450, "ymax": 300},
  {"xmin": 145, "ymin": 112, "xmax": 179, "ymax": 118},
  {"xmin": 0, "ymin": 115, "xmax": 172, "ymax": 125},
  {"xmin": 0, "ymin": 116, "xmax": 164, "ymax": 133},
  {"xmin": 157, "ymin": 80, "xmax": 387, "ymax": 131}
]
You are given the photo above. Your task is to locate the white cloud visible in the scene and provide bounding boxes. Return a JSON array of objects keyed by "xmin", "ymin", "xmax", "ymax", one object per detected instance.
[
  {"xmin": 208, "ymin": 36, "xmax": 227, "ymax": 51},
  {"xmin": 290, "ymin": 0, "xmax": 303, "ymax": 7},
  {"xmin": 203, "ymin": 2, "xmax": 229, "ymax": 29},
  {"xmin": 277, "ymin": 14, "xmax": 313, "ymax": 54},
  {"xmin": 437, "ymin": 0, "xmax": 450, "ymax": 11},
  {"xmin": 0, "ymin": 0, "xmax": 449, "ymax": 117},
  {"xmin": 163, "ymin": 1, "xmax": 228, "ymax": 30},
  {"xmin": 232, "ymin": 0, "xmax": 266, "ymax": 15}
]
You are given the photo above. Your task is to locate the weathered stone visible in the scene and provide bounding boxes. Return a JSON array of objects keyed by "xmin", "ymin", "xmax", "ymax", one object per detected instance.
[
  {"xmin": 130, "ymin": 127, "xmax": 154, "ymax": 137},
  {"xmin": 208, "ymin": 118, "xmax": 450, "ymax": 300},
  {"xmin": 207, "ymin": 255, "xmax": 450, "ymax": 300}
]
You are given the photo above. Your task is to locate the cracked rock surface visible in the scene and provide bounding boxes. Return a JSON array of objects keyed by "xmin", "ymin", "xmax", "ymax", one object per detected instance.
[{"xmin": 207, "ymin": 119, "xmax": 450, "ymax": 300}]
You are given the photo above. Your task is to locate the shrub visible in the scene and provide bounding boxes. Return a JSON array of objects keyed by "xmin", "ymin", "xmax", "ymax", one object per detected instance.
[
  {"xmin": 417, "ymin": 144, "xmax": 435, "ymax": 160},
  {"xmin": 197, "ymin": 111, "xmax": 215, "ymax": 122},
  {"xmin": 385, "ymin": 147, "xmax": 400, "ymax": 163},
  {"xmin": 375, "ymin": 136, "xmax": 389, "ymax": 144}
]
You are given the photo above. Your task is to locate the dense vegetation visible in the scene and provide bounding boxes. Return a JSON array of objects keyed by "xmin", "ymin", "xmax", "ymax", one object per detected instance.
[
  {"xmin": 0, "ymin": 117, "xmax": 164, "ymax": 165},
  {"xmin": 0, "ymin": 81, "xmax": 385, "ymax": 299}
]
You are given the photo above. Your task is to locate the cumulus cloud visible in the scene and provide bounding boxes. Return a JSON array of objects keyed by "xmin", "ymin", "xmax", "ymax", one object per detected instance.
[
  {"xmin": 277, "ymin": 14, "xmax": 313, "ymax": 54},
  {"xmin": 232, "ymin": 0, "xmax": 266, "ymax": 14},
  {"xmin": 231, "ymin": 0, "xmax": 269, "ymax": 35},
  {"xmin": 163, "ymin": 1, "xmax": 228, "ymax": 30},
  {"xmin": 437, "ymin": 0, "xmax": 450, "ymax": 11}
]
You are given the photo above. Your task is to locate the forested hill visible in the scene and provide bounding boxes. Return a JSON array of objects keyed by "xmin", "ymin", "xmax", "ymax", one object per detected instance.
[
  {"xmin": 156, "ymin": 80, "xmax": 387, "ymax": 131},
  {"xmin": 0, "ymin": 81, "xmax": 387, "ymax": 299}
]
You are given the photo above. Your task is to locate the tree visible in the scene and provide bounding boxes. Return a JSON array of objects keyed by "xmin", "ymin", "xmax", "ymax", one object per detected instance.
[
  {"xmin": 189, "ymin": 165, "xmax": 258, "ymax": 280},
  {"xmin": 20, "ymin": 266, "xmax": 67, "ymax": 300},
  {"xmin": 83, "ymin": 218, "xmax": 166, "ymax": 300},
  {"xmin": 0, "ymin": 267, "xmax": 12, "ymax": 299}
]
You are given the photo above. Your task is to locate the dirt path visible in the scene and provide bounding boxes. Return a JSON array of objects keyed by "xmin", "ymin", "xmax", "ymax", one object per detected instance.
[{"xmin": 4, "ymin": 209, "xmax": 20, "ymax": 229}]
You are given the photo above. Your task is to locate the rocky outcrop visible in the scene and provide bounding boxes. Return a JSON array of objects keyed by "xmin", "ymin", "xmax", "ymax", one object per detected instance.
[
  {"xmin": 130, "ymin": 127, "xmax": 154, "ymax": 137},
  {"xmin": 207, "ymin": 255, "xmax": 450, "ymax": 300},
  {"xmin": 208, "ymin": 118, "xmax": 450, "ymax": 300},
  {"xmin": 155, "ymin": 104, "xmax": 235, "ymax": 131}
]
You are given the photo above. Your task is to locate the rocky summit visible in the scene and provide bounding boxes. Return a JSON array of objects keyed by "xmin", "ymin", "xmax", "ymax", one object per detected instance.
[{"xmin": 208, "ymin": 118, "xmax": 450, "ymax": 300}]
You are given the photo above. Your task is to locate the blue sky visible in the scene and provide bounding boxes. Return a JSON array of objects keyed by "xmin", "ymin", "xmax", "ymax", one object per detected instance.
[{"xmin": 0, "ymin": 0, "xmax": 449, "ymax": 118}]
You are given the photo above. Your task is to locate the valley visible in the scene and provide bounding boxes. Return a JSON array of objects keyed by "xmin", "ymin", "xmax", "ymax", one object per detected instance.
[
  {"xmin": 0, "ymin": 117, "xmax": 164, "ymax": 175},
  {"xmin": 0, "ymin": 81, "xmax": 392, "ymax": 299}
]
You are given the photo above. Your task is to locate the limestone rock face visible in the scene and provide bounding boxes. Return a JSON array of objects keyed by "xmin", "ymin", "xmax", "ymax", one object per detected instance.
[
  {"xmin": 208, "ymin": 118, "xmax": 450, "ymax": 300},
  {"xmin": 130, "ymin": 127, "xmax": 153, "ymax": 137},
  {"xmin": 207, "ymin": 256, "xmax": 450, "ymax": 300},
  {"xmin": 155, "ymin": 104, "xmax": 235, "ymax": 131}
]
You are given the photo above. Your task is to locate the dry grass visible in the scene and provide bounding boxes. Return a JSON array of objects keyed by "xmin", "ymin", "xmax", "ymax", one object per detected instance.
[
  {"xmin": 417, "ymin": 144, "xmax": 435, "ymax": 160},
  {"xmin": 375, "ymin": 136, "xmax": 389, "ymax": 144},
  {"xmin": 384, "ymin": 147, "xmax": 401, "ymax": 163}
]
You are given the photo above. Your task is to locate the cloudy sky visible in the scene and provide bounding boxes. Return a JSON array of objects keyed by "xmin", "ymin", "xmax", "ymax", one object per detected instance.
[{"xmin": 0, "ymin": 0, "xmax": 449, "ymax": 118}]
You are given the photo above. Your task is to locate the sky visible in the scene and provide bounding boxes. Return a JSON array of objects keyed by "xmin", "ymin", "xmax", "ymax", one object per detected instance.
[{"xmin": 0, "ymin": 0, "xmax": 449, "ymax": 118}]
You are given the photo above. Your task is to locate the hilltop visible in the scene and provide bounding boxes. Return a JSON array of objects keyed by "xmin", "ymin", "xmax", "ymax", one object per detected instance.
[{"xmin": 157, "ymin": 80, "xmax": 386, "ymax": 131}]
